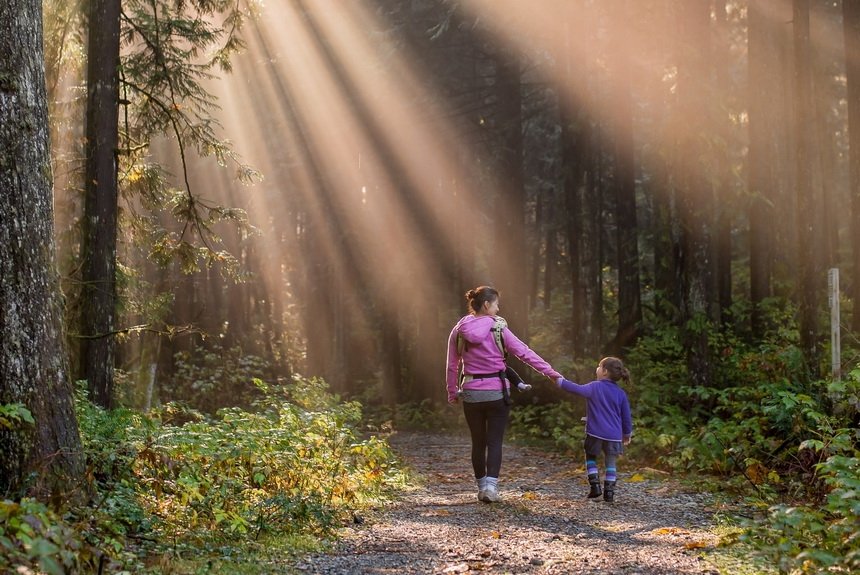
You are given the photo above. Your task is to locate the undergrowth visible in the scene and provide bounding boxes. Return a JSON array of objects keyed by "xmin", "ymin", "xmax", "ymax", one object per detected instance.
[
  {"xmin": 1, "ymin": 375, "xmax": 407, "ymax": 574},
  {"xmin": 506, "ymin": 308, "xmax": 860, "ymax": 575}
]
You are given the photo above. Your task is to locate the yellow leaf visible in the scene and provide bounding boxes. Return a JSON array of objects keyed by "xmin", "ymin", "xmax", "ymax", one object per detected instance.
[
  {"xmin": 491, "ymin": 530, "xmax": 501, "ymax": 539},
  {"xmin": 684, "ymin": 540, "xmax": 709, "ymax": 550},
  {"xmin": 521, "ymin": 491, "xmax": 537, "ymax": 500},
  {"xmin": 653, "ymin": 527, "xmax": 689, "ymax": 536},
  {"xmin": 629, "ymin": 473, "xmax": 646, "ymax": 482}
]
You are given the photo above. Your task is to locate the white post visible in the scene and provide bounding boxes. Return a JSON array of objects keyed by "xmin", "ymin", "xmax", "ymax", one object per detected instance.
[{"xmin": 828, "ymin": 268, "xmax": 841, "ymax": 381}]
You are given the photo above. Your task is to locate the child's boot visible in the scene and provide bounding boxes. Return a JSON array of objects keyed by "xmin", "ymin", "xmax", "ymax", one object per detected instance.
[
  {"xmin": 603, "ymin": 480, "xmax": 616, "ymax": 503},
  {"xmin": 587, "ymin": 474, "xmax": 602, "ymax": 499}
]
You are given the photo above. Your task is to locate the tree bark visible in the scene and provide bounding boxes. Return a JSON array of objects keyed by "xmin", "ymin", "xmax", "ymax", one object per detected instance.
[
  {"xmin": 0, "ymin": 0, "xmax": 84, "ymax": 495},
  {"xmin": 845, "ymin": 0, "xmax": 860, "ymax": 332},
  {"xmin": 80, "ymin": 0, "xmax": 121, "ymax": 408}
]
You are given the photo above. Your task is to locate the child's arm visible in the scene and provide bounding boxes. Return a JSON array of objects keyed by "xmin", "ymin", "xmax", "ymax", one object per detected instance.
[{"xmin": 555, "ymin": 377, "xmax": 595, "ymax": 397}]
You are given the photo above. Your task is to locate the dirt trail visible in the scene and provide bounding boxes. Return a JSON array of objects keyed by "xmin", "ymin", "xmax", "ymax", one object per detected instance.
[{"xmin": 294, "ymin": 431, "xmax": 722, "ymax": 574}]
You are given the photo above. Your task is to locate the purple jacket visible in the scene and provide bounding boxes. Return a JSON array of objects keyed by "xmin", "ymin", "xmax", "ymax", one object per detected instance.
[
  {"xmin": 557, "ymin": 378, "xmax": 633, "ymax": 442},
  {"xmin": 446, "ymin": 315, "xmax": 561, "ymax": 402}
]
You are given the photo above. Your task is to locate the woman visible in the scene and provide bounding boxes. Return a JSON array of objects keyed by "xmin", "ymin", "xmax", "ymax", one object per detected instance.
[{"xmin": 446, "ymin": 286, "xmax": 561, "ymax": 503}]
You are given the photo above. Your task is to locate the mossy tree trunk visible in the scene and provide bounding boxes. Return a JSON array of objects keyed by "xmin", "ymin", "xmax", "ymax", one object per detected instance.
[{"xmin": 0, "ymin": 0, "xmax": 84, "ymax": 496}]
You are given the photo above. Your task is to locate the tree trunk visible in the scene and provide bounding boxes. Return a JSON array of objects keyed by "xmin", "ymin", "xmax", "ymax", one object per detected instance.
[
  {"xmin": 676, "ymin": 0, "xmax": 715, "ymax": 388},
  {"xmin": 494, "ymin": 48, "xmax": 528, "ymax": 337},
  {"xmin": 713, "ymin": 0, "xmax": 733, "ymax": 320},
  {"xmin": 609, "ymin": 0, "xmax": 642, "ymax": 353},
  {"xmin": 845, "ymin": 0, "xmax": 860, "ymax": 332},
  {"xmin": 747, "ymin": 0, "xmax": 777, "ymax": 335},
  {"xmin": 793, "ymin": 0, "xmax": 822, "ymax": 378},
  {"xmin": 561, "ymin": 4, "xmax": 601, "ymax": 358},
  {"xmin": 0, "ymin": 0, "xmax": 84, "ymax": 495},
  {"xmin": 80, "ymin": 0, "xmax": 121, "ymax": 408}
]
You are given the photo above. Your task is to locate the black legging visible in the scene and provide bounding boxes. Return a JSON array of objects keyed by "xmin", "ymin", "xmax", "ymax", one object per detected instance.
[{"xmin": 463, "ymin": 399, "xmax": 511, "ymax": 479}]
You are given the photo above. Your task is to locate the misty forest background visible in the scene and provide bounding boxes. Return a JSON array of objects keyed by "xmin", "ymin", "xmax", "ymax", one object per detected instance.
[
  {"xmin": 49, "ymin": 0, "xmax": 860, "ymax": 409},
  {"xmin": 2, "ymin": 0, "xmax": 860, "ymax": 573}
]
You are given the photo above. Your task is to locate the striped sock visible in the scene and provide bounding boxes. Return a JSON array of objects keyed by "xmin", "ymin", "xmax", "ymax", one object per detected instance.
[
  {"xmin": 605, "ymin": 467, "xmax": 617, "ymax": 482},
  {"xmin": 477, "ymin": 476, "xmax": 488, "ymax": 490},
  {"xmin": 586, "ymin": 459, "xmax": 598, "ymax": 477}
]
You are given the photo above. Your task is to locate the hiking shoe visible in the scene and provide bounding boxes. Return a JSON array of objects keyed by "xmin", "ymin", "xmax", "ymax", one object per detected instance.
[
  {"xmin": 603, "ymin": 480, "xmax": 616, "ymax": 503},
  {"xmin": 480, "ymin": 486, "xmax": 501, "ymax": 503},
  {"xmin": 587, "ymin": 482, "xmax": 602, "ymax": 499},
  {"xmin": 477, "ymin": 489, "xmax": 486, "ymax": 502}
]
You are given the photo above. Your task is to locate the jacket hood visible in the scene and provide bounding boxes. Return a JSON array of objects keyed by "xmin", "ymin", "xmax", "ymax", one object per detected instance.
[{"xmin": 456, "ymin": 314, "xmax": 496, "ymax": 345}]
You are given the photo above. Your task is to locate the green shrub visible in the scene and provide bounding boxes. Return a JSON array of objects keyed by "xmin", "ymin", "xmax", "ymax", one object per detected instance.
[
  {"xmin": 2, "ymin": 375, "xmax": 406, "ymax": 573},
  {"xmin": 746, "ymin": 450, "xmax": 860, "ymax": 574}
]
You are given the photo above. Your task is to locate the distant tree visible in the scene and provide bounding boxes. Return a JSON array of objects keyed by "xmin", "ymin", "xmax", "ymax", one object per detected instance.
[
  {"xmin": 560, "ymin": 1, "xmax": 603, "ymax": 357},
  {"xmin": 675, "ymin": 0, "xmax": 716, "ymax": 387},
  {"xmin": 608, "ymin": 0, "xmax": 642, "ymax": 353},
  {"xmin": 792, "ymin": 0, "xmax": 823, "ymax": 377},
  {"xmin": 712, "ymin": 0, "xmax": 734, "ymax": 319},
  {"xmin": 494, "ymin": 46, "xmax": 529, "ymax": 337},
  {"xmin": 0, "ymin": 0, "xmax": 84, "ymax": 495},
  {"xmin": 845, "ymin": 0, "xmax": 860, "ymax": 333},
  {"xmin": 747, "ymin": 0, "xmax": 778, "ymax": 336}
]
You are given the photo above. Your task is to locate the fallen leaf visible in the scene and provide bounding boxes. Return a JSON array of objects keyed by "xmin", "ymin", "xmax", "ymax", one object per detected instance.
[
  {"xmin": 422, "ymin": 509, "xmax": 452, "ymax": 517},
  {"xmin": 652, "ymin": 527, "xmax": 690, "ymax": 536},
  {"xmin": 628, "ymin": 473, "xmax": 646, "ymax": 482}
]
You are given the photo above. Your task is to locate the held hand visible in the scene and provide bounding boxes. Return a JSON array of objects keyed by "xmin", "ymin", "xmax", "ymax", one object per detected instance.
[{"xmin": 623, "ymin": 436, "xmax": 631, "ymax": 446}]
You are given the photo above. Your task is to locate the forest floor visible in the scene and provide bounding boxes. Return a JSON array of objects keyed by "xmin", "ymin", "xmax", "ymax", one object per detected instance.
[{"xmin": 291, "ymin": 431, "xmax": 746, "ymax": 575}]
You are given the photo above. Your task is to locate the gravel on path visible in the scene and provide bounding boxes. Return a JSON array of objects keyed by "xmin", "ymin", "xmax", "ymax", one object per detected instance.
[{"xmin": 294, "ymin": 431, "xmax": 723, "ymax": 574}]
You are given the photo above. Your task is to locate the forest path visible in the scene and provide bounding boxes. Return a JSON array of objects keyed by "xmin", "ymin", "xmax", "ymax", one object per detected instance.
[{"xmin": 294, "ymin": 431, "xmax": 723, "ymax": 574}]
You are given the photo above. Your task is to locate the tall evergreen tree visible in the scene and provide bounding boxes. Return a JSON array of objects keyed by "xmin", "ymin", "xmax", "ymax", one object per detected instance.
[{"xmin": 76, "ymin": 0, "xmax": 253, "ymax": 407}]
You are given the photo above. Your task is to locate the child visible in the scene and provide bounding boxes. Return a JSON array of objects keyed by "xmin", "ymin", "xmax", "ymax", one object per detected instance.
[{"xmin": 556, "ymin": 357, "xmax": 633, "ymax": 502}]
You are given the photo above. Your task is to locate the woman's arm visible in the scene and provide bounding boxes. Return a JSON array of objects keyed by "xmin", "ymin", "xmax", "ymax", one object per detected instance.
[
  {"xmin": 502, "ymin": 328, "xmax": 561, "ymax": 380},
  {"xmin": 445, "ymin": 326, "xmax": 461, "ymax": 403}
]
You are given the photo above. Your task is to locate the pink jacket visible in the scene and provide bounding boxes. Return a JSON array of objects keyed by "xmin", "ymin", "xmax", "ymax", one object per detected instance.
[{"xmin": 445, "ymin": 315, "xmax": 561, "ymax": 402}]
